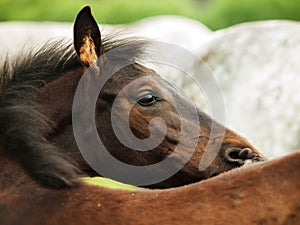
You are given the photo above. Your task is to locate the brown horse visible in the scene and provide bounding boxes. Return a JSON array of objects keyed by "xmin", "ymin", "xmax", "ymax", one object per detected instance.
[
  {"xmin": 0, "ymin": 6, "xmax": 264, "ymax": 189},
  {"xmin": 0, "ymin": 6, "xmax": 299, "ymax": 225},
  {"xmin": 1, "ymin": 146, "xmax": 300, "ymax": 224},
  {"xmin": 0, "ymin": 7, "xmax": 264, "ymax": 189}
]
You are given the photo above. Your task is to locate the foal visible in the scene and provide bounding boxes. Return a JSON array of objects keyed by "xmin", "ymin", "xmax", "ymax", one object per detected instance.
[{"xmin": 0, "ymin": 6, "xmax": 264, "ymax": 189}]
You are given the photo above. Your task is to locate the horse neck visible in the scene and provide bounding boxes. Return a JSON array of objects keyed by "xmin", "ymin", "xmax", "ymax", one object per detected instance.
[
  {"xmin": 0, "ymin": 146, "xmax": 35, "ymax": 194},
  {"xmin": 36, "ymin": 66, "xmax": 98, "ymax": 175},
  {"xmin": 37, "ymin": 66, "xmax": 85, "ymax": 126}
]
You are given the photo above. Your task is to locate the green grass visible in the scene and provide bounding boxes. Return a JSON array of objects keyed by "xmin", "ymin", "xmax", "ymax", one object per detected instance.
[
  {"xmin": 198, "ymin": 0, "xmax": 300, "ymax": 30},
  {"xmin": 80, "ymin": 177, "xmax": 140, "ymax": 190},
  {"xmin": 0, "ymin": 0, "xmax": 202, "ymax": 24},
  {"xmin": 0, "ymin": 0, "xmax": 299, "ymax": 30}
]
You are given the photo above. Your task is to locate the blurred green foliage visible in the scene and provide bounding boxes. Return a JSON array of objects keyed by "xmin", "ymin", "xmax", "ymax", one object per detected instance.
[
  {"xmin": 199, "ymin": 0, "xmax": 300, "ymax": 30},
  {"xmin": 0, "ymin": 0, "xmax": 299, "ymax": 30},
  {"xmin": 0, "ymin": 0, "xmax": 200, "ymax": 23}
]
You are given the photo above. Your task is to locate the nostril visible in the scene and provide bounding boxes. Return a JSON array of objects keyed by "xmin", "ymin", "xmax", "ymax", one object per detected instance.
[
  {"xmin": 238, "ymin": 148, "xmax": 255, "ymax": 159},
  {"xmin": 224, "ymin": 147, "xmax": 256, "ymax": 165}
]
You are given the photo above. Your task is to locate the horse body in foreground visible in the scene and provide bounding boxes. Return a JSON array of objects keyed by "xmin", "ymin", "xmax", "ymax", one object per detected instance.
[{"xmin": 1, "ymin": 149, "xmax": 300, "ymax": 225}]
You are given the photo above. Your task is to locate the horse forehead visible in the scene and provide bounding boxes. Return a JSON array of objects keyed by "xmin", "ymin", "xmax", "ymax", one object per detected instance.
[
  {"xmin": 121, "ymin": 74, "xmax": 177, "ymax": 95},
  {"xmin": 114, "ymin": 63, "xmax": 157, "ymax": 77},
  {"xmin": 136, "ymin": 64, "xmax": 157, "ymax": 76},
  {"xmin": 106, "ymin": 63, "xmax": 183, "ymax": 99}
]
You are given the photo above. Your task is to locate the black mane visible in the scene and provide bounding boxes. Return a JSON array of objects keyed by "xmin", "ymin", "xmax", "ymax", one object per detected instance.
[
  {"xmin": 0, "ymin": 36, "xmax": 148, "ymax": 188},
  {"xmin": 0, "ymin": 36, "xmax": 147, "ymax": 93}
]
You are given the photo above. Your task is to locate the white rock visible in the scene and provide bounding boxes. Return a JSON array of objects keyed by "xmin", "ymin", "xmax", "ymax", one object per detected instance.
[
  {"xmin": 0, "ymin": 16, "xmax": 211, "ymax": 57},
  {"xmin": 199, "ymin": 20, "xmax": 300, "ymax": 158},
  {"xmin": 0, "ymin": 22, "xmax": 72, "ymax": 58}
]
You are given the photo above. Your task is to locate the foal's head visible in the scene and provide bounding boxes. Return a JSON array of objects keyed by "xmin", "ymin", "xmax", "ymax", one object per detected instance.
[
  {"xmin": 0, "ymin": 6, "xmax": 265, "ymax": 189},
  {"xmin": 64, "ymin": 7, "xmax": 265, "ymax": 187}
]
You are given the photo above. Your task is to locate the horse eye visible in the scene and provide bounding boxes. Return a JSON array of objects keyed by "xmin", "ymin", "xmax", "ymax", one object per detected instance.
[{"xmin": 137, "ymin": 94, "xmax": 158, "ymax": 106}]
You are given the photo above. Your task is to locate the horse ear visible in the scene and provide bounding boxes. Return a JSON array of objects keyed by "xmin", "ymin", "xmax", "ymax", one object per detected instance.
[{"xmin": 74, "ymin": 6, "xmax": 101, "ymax": 66}]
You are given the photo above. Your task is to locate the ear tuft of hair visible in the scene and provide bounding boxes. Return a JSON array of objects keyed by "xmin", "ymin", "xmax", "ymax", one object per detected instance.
[{"xmin": 73, "ymin": 6, "xmax": 102, "ymax": 66}]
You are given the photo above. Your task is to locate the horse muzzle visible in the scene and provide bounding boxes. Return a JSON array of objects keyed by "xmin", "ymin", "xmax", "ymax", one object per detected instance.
[{"xmin": 224, "ymin": 147, "xmax": 266, "ymax": 165}]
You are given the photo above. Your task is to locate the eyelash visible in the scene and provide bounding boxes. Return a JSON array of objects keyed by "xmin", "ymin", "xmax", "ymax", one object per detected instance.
[{"xmin": 137, "ymin": 92, "xmax": 162, "ymax": 106}]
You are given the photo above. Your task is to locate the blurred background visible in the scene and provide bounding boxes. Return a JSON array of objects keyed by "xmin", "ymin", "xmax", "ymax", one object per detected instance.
[{"xmin": 0, "ymin": 0, "xmax": 299, "ymax": 30}]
